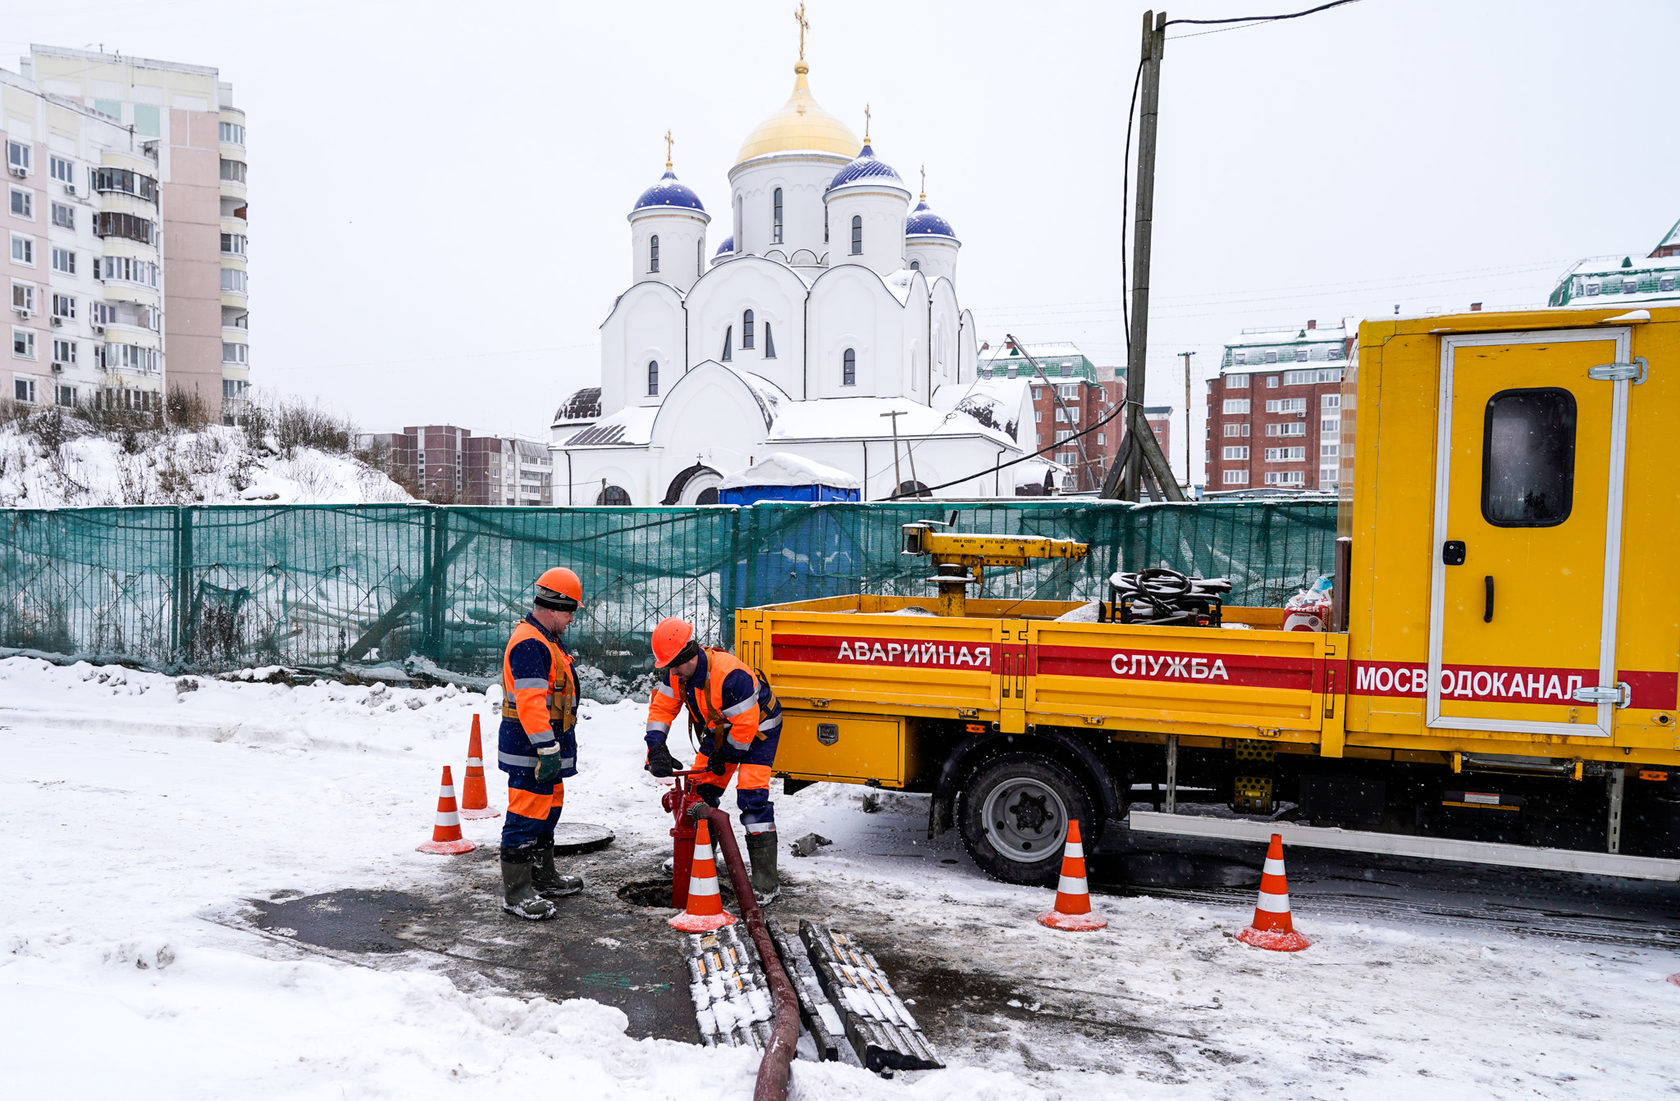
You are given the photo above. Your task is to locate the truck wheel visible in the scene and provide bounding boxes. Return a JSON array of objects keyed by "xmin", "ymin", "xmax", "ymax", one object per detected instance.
[{"xmin": 959, "ymin": 753, "xmax": 1095, "ymax": 886}]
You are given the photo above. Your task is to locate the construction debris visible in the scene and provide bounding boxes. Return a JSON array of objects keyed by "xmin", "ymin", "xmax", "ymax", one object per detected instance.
[
  {"xmin": 800, "ymin": 920, "xmax": 943, "ymax": 1074},
  {"xmin": 682, "ymin": 924, "xmax": 774, "ymax": 1049},
  {"xmin": 788, "ymin": 832, "xmax": 833, "ymax": 858}
]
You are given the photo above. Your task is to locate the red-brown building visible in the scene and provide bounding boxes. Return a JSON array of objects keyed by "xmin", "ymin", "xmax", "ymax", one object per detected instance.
[{"xmin": 1204, "ymin": 320, "xmax": 1350, "ymax": 494}]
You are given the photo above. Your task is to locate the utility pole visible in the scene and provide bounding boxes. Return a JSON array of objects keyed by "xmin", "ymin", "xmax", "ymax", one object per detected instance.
[
  {"xmin": 1005, "ymin": 333, "xmax": 1093, "ymax": 492},
  {"xmin": 1104, "ymin": 10, "xmax": 1183, "ymax": 503},
  {"xmin": 880, "ymin": 409, "xmax": 906, "ymax": 495},
  {"xmin": 1180, "ymin": 350, "xmax": 1196, "ymax": 492}
]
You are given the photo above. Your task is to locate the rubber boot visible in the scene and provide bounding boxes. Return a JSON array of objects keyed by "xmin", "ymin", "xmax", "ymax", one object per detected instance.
[
  {"xmin": 533, "ymin": 843, "xmax": 583, "ymax": 898},
  {"xmin": 502, "ymin": 857, "xmax": 557, "ymax": 921},
  {"xmin": 746, "ymin": 830, "xmax": 780, "ymax": 904}
]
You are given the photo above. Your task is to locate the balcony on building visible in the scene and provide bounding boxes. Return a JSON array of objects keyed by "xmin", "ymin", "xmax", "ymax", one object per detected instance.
[{"xmin": 218, "ymin": 155, "xmax": 247, "ymax": 201}]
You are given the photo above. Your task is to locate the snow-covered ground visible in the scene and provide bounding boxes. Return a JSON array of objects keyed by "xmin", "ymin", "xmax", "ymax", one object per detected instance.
[
  {"xmin": 0, "ymin": 421, "xmax": 412, "ymax": 506},
  {"xmin": 2, "ymin": 655, "xmax": 1677, "ymax": 1099}
]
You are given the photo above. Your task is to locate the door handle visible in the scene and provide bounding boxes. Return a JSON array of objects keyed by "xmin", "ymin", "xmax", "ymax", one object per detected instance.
[{"xmin": 1483, "ymin": 576, "xmax": 1494, "ymax": 623}]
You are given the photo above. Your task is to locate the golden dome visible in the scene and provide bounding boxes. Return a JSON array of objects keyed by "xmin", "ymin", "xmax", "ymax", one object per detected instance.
[{"xmin": 735, "ymin": 61, "xmax": 861, "ymax": 164}]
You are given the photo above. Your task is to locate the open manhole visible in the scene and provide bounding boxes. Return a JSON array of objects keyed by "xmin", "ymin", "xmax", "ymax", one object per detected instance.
[{"xmin": 617, "ymin": 876, "xmax": 736, "ymax": 909}]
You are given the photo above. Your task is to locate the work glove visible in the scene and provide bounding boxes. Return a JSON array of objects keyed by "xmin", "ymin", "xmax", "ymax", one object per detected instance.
[
  {"xmin": 534, "ymin": 744, "xmax": 562, "ymax": 784},
  {"xmin": 691, "ymin": 749, "xmax": 716, "ymax": 776},
  {"xmin": 645, "ymin": 742, "xmax": 680, "ymax": 778}
]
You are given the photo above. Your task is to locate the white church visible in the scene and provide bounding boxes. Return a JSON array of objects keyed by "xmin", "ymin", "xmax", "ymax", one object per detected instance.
[{"xmin": 549, "ymin": 43, "xmax": 1054, "ymax": 506}]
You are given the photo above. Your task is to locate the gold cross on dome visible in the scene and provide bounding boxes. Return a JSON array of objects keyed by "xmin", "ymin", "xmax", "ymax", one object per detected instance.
[
  {"xmin": 920, "ymin": 164, "xmax": 926, "ymax": 201},
  {"xmin": 664, "ymin": 130, "xmax": 674, "ymax": 170},
  {"xmin": 794, "ymin": 3, "xmax": 809, "ymax": 60},
  {"xmin": 864, "ymin": 103, "xmax": 871, "ymax": 144}
]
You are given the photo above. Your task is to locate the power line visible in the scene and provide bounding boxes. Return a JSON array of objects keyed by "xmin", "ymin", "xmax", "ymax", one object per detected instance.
[{"xmin": 1165, "ymin": 0, "xmax": 1364, "ymax": 29}]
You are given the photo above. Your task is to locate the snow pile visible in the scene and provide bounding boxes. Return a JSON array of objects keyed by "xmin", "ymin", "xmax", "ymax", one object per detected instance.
[{"xmin": 0, "ymin": 420, "xmax": 413, "ymax": 506}]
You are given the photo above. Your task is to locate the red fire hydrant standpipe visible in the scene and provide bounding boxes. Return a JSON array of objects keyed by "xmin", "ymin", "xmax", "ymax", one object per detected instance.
[
  {"xmin": 660, "ymin": 769, "xmax": 707, "ymax": 909},
  {"xmin": 695, "ymin": 804, "xmax": 800, "ymax": 1101}
]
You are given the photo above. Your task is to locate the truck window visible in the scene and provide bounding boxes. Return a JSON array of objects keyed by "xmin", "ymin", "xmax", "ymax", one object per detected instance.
[{"xmin": 1481, "ymin": 387, "xmax": 1575, "ymax": 527}]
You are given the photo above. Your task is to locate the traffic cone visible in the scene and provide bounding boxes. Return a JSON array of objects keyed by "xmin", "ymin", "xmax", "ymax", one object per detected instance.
[
  {"xmin": 458, "ymin": 715, "xmax": 500, "ymax": 820},
  {"xmin": 417, "ymin": 765, "xmax": 477, "ymax": 855},
  {"xmin": 669, "ymin": 819, "xmax": 736, "ymax": 932},
  {"xmin": 1037, "ymin": 820, "xmax": 1108, "ymax": 931},
  {"xmin": 1235, "ymin": 833, "xmax": 1310, "ymax": 951}
]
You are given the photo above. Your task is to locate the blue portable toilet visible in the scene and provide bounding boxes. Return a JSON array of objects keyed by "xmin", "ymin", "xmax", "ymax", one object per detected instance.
[{"xmin": 717, "ymin": 452, "xmax": 862, "ymax": 505}]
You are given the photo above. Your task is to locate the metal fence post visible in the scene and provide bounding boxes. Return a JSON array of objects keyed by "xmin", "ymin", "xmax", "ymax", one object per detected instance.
[{"xmin": 173, "ymin": 507, "xmax": 194, "ymax": 665}]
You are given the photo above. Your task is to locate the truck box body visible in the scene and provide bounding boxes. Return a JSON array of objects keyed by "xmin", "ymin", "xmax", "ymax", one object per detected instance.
[{"xmin": 734, "ymin": 306, "xmax": 1680, "ymax": 883}]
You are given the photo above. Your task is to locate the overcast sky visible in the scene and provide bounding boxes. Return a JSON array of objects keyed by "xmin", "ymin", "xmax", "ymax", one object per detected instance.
[{"xmin": 5, "ymin": 0, "xmax": 1676, "ymax": 484}]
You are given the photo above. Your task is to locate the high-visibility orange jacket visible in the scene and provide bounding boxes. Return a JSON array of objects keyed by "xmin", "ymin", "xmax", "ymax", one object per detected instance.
[
  {"xmin": 497, "ymin": 613, "xmax": 576, "ymax": 770},
  {"xmin": 645, "ymin": 646, "xmax": 781, "ymax": 757}
]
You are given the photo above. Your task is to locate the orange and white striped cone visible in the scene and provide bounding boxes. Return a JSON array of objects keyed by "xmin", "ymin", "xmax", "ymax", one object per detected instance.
[
  {"xmin": 1037, "ymin": 819, "xmax": 1108, "ymax": 931},
  {"xmin": 417, "ymin": 765, "xmax": 477, "ymax": 855},
  {"xmin": 669, "ymin": 819, "xmax": 736, "ymax": 932},
  {"xmin": 1235, "ymin": 833, "xmax": 1310, "ymax": 951},
  {"xmin": 458, "ymin": 714, "xmax": 499, "ymax": 820}
]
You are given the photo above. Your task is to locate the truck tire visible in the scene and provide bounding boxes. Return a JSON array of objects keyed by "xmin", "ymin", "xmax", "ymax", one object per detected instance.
[{"xmin": 959, "ymin": 753, "xmax": 1095, "ymax": 886}]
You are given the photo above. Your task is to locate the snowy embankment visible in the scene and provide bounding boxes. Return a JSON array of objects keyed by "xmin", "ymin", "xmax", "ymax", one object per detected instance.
[
  {"xmin": 0, "ymin": 420, "xmax": 412, "ymax": 506},
  {"xmin": 1, "ymin": 655, "xmax": 1677, "ymax": 1099}
]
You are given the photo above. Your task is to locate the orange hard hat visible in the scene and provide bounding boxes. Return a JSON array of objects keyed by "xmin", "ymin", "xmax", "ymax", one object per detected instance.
[
  {"xmin": 651, "ymin": 617, "xmax": 698, "ymax": 672},
  {"xmin": 535, "ymin": 567, "xmax": 582, "ymax": 612}
]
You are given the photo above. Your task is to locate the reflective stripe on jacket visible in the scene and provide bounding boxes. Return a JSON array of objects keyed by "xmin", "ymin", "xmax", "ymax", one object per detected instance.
[
  {"xmin": 498, "ymin": 613, "xmax": 576, "ymax": 769},
  {"xmin": 645, "ymin": 646, "xmax": 780, "ymax": 755}
]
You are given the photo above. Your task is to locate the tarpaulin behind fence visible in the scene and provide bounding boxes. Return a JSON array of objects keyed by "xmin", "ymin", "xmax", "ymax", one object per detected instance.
[{"xmin": 0, "ymin": 500, "xmax": 1337, "ymax": 680}]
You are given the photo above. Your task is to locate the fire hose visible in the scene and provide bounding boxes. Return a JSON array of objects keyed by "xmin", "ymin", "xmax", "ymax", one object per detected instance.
[
  {"xmin": 664, "ymin": 771, "xmax": 799, "ymax": 1100},
  {"xmin": 695, "ymin": 805, "xmax": 799, "ymax": 1101}
]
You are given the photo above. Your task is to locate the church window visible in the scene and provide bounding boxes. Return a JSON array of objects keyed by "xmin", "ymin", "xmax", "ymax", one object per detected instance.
[
  {"xmin": 764, "ymin": 323, "xmax": 776, "ymax": 359},
  {"xmin": 842, "ymin": 348, "xmax": 856, "ymax": 387},
  {"xmin": 850, "ymin": 216, "xmax": 862, "ymax": 255},
  {"xmin": 742, "ymin": 310, "xmax": 754, "ymax": 350},
  {"xmin": 697, "ymin": 238, "xmax": 704, "ymax": 274},
  {"xmin": 647, "ymin": 361, "xmax": 659, "ymax": 396},
  {"xmin": 909, "ymin": 261, "xmax": 920, "ymax": 271},
  {"xmin": 722, "ymin": 326, "xmax": 732, "ymax": 361},
  {"xmin": 649, "ymin": 234, "xmax": 660, "ymax": 273},
  {"xmin": 597, "ymin": 484, "xmax": 631, "ymax": 506},
  {"xmin": 772, "ymin": 189, "xmax": 784, "ymax": 244}
]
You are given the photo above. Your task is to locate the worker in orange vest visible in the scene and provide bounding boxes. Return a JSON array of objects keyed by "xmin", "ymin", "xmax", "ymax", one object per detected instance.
[
  {"xmin": 496, "ymin": 567, "xmax": 585, "ymax": 920},
  {"xmin": 644, "ymin": 616, "xmax": 783, "ymax": 902}
]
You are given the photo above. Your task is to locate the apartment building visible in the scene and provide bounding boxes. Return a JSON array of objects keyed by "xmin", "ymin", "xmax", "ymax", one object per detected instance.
[
  {"xmin": 364, "ymin": 425, "xmax": 555, "ymax": 506},
  {"xmin": 1204, "ymin": 320, "xmax": 1349, "ymax": 494},
  {"xmin": 1548, "ymin": 216, "xmax": 1680, "ymax": 308},
  {"xmin": 4, "ymin": 46, "xmax": 248, "ymax": 421},
  {"xmin": 978, "ymin": 342, "xmax": 1126, "ymax": 493}
]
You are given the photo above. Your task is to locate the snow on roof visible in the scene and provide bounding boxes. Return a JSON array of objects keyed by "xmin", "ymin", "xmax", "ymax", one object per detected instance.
[
  {"xmin": 768, "ymin": 395, "xmax": 1018, "ymax": 449},
  {"xmin": 949, "ymin": 377, "xmax": 1029, "ymax": 438},
  {"xmin": 1227, "ymin": 323, "xmax": 1347, "ymax": 347},
  {"xmin": 978, "ymin": 341, "xmax": 1087, "ymax": 366},
  {"xmin": 883, "ymin": 269, "xmax": 918, "ymax": 304},
  {"xmin": 1558, "ymin": 252, "xmax": 1680, "ymax": 278},
  {"xmin": 718, "ymin": 450, "xmax": 861, "ymax": 489},
  {"xmin": 563, "ymin": 405, "xmax": 658, "ymax": 447}
]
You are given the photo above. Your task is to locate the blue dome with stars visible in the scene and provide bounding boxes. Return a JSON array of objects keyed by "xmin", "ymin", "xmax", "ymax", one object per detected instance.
[
  {"xmin": 828, "ymin": 144, "xmax": 906, "ymax": 192},
  {"xmin": 905, "ymin": 198, "xmax": 956, "ymax": 238},
  {"xmin": 715, "ymin": 235, "xmax": 734, "ymax": 256},
  {"xmin": 633, "ymin": 170, "xmax": 705, "ymax": 213}
]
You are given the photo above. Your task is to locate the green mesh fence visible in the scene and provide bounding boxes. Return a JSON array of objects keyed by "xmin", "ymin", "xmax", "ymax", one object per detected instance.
[{"xmin": 0, "ymin": 501, "xmax": 1336, "ymax": 680}]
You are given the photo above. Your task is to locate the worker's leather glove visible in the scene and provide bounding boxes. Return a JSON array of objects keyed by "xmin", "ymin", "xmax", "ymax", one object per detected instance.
[
  {"xmin": 534, "ymin": 744, "xmax": 562, "ymax": 784},
  {"xmin": 691, "ymin": 749, "xmax": 716, "ymax": 776},
  {"xmin": 645, "ymin": 742, "xmax": 679, "ymax": 778}
]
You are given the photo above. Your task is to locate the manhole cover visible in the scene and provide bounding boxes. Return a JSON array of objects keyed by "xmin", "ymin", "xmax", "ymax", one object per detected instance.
[{"xmin": 553, "ymin": 822, "xmax": 615, "ymax": 854}]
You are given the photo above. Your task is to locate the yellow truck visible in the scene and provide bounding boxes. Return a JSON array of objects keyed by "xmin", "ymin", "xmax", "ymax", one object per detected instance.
[{"xmin": 734, "ymin": 306, "xmax": 1680, "ymax": 885}]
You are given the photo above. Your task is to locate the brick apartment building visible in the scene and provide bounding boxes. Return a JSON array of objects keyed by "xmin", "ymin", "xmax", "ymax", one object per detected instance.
[
  {"xmin": 362, "ymin": 425, "xmax": 554, "ymax": 506},
  {"xmin": 978, "ymin": 342, "xmax": 1129, "ymax": 493},
  {"xmin": 1204, "ymin": 320, "xmax": 1350, "ymax": 494}
]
